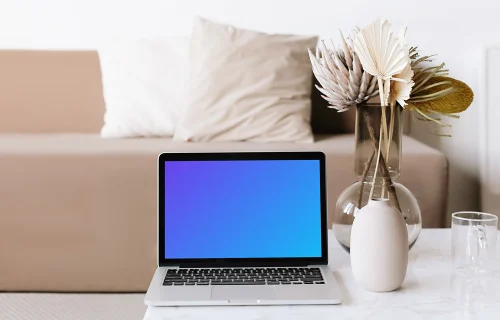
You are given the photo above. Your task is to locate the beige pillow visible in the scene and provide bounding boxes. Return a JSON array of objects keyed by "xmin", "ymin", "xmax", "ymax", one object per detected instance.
[{"xmin": 174, "ymin": 17, "xmax": 318, "ymax": 143}]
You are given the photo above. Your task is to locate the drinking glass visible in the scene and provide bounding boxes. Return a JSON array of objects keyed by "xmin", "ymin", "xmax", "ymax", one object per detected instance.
[{"xmin": 452, "ymin": 212, "xmax": 498, "ymax": 275}]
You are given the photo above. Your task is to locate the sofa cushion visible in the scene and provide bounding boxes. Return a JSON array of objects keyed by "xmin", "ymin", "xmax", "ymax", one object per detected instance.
[
  {"xmin": 0, "ymin": 133, "xmax": 447, "ymax": 291},
  {"xmin": 174, "ymin": 17, "xmax": 317, "ymax": 143},
  {"xmin": 98, "ymin": 37, "xmax": 190, "ymax": 138}
]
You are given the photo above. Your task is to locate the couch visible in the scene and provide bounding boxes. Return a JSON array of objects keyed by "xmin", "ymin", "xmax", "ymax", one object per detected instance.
[{"xmin": 0, "ymin": 50, "xmax": 448, "ymax": 292}]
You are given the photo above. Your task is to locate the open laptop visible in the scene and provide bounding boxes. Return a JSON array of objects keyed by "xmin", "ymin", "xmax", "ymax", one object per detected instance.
[{"xmin": 145, "ymin": 151, "xmax": 342, "ymax": 306}]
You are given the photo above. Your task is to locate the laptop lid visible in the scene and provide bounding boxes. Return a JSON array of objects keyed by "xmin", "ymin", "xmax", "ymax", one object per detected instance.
[{"xmin": 158, "ymin": 152, "xmax": 328, "ymax": 267}]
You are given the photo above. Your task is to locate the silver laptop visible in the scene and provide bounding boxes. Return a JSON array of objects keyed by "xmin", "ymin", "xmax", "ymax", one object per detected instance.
[{"xmin": 145, "ymin": 151, "xmax": 342, "ymax": 306}]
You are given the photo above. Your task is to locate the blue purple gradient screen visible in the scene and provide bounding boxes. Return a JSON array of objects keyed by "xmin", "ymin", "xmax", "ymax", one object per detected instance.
[{"xmin": 164, "ymin": 160, "xmax": 322, "ymax": 259}]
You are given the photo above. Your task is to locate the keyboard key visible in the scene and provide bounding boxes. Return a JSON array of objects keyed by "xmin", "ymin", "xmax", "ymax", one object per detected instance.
[
  {"xmin": 315, "ymin": 282, "xmax": 325, "ymax": 284},
  {"xmin": 212, "ymin": 280, "xmax": 267, "ymax": 286},
  {"xmin": 281, "ymin": 281, "xmax": 291, "ymax": 285},
  {"xmin": 166, "ymin": 272, "xmax": 182, "ymax": 276},
  {"xmin": 300, "ymin": 274, "xmax": 323, "ymax": 279},
  {"xmin": 301, "ymin": 277, "xmax": 323, "ymax": 282}
]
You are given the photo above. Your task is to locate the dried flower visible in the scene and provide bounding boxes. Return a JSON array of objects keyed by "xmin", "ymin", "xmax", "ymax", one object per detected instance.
[
  {"xmin": 308, "ymin": 32, "xmax": 378, "ymax": 112},
  {"xmin": 408, "ymin": 47, "xmax": 451, "ymax": 105},
  {"xmin": 405, "ymin": 48, "xmax": 474, "ymax": 129}
]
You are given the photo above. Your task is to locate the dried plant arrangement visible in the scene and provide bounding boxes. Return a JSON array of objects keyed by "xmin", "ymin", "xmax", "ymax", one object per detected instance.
[{"xmin": 309, "ymin": 17, "xmax": 474, "ymax": 204}]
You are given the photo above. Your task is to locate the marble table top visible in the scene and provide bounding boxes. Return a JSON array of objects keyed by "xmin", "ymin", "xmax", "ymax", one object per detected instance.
[{"xmin": 144, "ymin": 229, "xmax": 500, "ymax": 320}]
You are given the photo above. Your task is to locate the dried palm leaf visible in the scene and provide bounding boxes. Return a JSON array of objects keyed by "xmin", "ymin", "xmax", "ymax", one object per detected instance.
[
  {"xmin": 391, "ymin": 64, "xmax": 415, "ymax": 107},
  {"xmin": 353, "ymin": 18, "xmax": 409, "ymax": 80},
  {"xmin": 353, "ymin": 18, "xmax": 410, "ymax": 107}
]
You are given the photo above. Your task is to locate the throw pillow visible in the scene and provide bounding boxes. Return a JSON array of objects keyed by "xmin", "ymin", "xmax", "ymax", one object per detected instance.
[
  {"xmin": 174, "ymin": 17, "xmax": 318, "ymax": 143},
  {"xmin": 99, "ymin": 37, "xmax": 189, "ymax": 138}
]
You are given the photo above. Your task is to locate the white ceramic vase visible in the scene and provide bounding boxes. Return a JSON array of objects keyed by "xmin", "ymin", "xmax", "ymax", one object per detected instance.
[{"xmin": 350, "ymin": 199, "xmax": 409, "ymax": 292}]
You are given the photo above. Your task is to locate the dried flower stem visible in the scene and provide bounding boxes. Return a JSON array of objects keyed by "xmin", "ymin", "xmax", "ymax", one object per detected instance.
[
  {"xmin": 357, "ymin": 149, "xmax": 375, "ymax": 209},
  {"xmin": 383, "ymin": 102, "xmax": 397, "ymax": 198},
  {"xmin": 369, "ymin": 127, "xmax": 384, "ymax": 200},
  {"xmin": 370, "ymin": 78, "xmax": 390, "ymax": 200},
  {"xmin": 380, "ymin": 105, "xmax": 389, "ymax": 199},
  {"xmin": 360, "ymin": 110, "xmax": 402, "ymax": 212},
  {"xmin": 387, "ymin": 102, "xmax": 396, "ymax": 159}
]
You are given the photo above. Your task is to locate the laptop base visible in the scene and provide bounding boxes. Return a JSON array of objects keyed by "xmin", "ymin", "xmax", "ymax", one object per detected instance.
[{"xmin": 145, "ymin": 266, "xmax": 342, "ymax": 306}]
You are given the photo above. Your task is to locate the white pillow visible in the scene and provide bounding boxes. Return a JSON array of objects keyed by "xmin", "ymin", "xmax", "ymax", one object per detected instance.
[
  {"xmin": 99, "ymin": 37, "xmax": 189, "ymax": 138},
  {"xmin": 174, "ymin": 18, "xmax": 318, "ymax": 143}
]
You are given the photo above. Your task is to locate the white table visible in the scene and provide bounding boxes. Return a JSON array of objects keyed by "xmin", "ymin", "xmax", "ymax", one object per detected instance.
[{"xmin": 144, "ymin": 229, "xmax": 500, "ymax": 320}]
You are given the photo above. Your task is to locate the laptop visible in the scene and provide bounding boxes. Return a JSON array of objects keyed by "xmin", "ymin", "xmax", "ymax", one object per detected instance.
[{"xmin": 145, "ymin": 151, "xmax": 342, "ymax": 306}]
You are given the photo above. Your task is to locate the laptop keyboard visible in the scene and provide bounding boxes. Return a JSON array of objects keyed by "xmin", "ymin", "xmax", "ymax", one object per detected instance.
[{"xmin": 163, "ymin": 267, "xmax": 324, "ymax": 286}]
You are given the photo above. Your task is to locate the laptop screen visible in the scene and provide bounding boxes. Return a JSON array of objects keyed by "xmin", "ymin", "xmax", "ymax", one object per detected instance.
[{"xmin": 163, "ymin": 158, "xmax": 323, "ymax": 260}]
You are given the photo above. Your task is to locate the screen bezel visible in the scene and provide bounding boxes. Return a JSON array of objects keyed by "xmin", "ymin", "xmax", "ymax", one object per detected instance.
[{"xmin": 158, "ymin": 152, "xmax": 328, "ymax": 267}]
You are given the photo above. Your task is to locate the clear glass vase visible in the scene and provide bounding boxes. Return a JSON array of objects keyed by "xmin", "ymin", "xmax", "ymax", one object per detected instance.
[{"xmin": 333, "ymin": 103, "xmax": 422, "ymax": 252}]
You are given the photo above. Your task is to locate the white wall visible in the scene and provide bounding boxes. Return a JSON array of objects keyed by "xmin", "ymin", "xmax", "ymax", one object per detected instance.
[
  {"xmin": 1, "ymin": 0, "xmax": 498, "ymax": 223},
  {"xmin": 481, "ymin": 47, "xmax": 500, "ymax": 218}
]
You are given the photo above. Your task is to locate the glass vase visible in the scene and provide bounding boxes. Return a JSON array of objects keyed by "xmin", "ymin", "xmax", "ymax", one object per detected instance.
[{"xmin": 332, "ymin": 103, "xmax": 422, "ymax": 252}]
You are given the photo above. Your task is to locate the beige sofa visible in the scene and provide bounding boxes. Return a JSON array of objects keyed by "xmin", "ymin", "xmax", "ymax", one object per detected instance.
[{"xmin": 0, "ymin": 51, "xmax": 448, "ymax": 292}]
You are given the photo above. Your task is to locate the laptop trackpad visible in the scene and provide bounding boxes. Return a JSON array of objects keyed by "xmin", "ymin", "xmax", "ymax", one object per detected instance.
[{"xmin": 211, "ymin": 286, "xmax": 276, "ymax": 302}]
